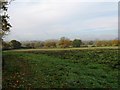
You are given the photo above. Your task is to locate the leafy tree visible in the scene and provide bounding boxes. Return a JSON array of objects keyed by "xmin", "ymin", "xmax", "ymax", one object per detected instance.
[
  {"xmin": 72, "ymin": 39, "xmax": 82, "ymax": 47},
  {"xmin": 58, "ymin": 37, "xmax": 71, "ymax": 48},
  {"xmin": 34, "ymin": 42, "xmax": 44, "ymax": 48},
  {"xmin": 1, "ymin": 0, "xmax": 14, "ymax": 75},
  {"xmin": 111, "ymin": 40, "xmax": 119, "ymax": 46},
  {"xmin": 44, "ymin": 40, "xmax": 57, "ymax": 48},
  {"xmin": 22, "ymin": 41, "xmax": 45, "ymax": 49},
  {"xmin": 9, "ymin": 40, "xmax": 21, "ymax": 49},
  {"xmin": 95, "ymin": 41, "xmax": 103, "ymax": 47},
  {"xmin": 95, "ymin": 40, "xmax": 113, "ymax": 47},
  {"xmin": 0, "ymin": 0, "xmax": 13, "ymax": 38},
  {"xmin": 88, "ymin": 41, "xmax": 94, "ymax": 45},
  {"xmin": 30, "ymin": 42, "xmax": 35, "ymax": 48},
  {"xmin": 24, "ymin": 43, "xmax": 32, "ymax": 49},
  {"xmin": 2, "ymin": 40, "xmax": 10, "ymax": 50}
]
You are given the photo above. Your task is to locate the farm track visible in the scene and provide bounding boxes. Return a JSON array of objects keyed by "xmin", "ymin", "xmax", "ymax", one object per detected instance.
[{"xmin": 5, "ymin": 46, "xmax": 119, "ymax": 52}]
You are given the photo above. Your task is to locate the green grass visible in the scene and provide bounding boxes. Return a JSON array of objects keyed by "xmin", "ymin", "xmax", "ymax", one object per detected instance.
[{"xmin": 2, "ymin": 48, "xmax": 119, "ymax": 88}]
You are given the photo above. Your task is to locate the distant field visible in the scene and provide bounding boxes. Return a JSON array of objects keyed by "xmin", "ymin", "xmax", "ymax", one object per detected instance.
[{"xmin": 2, "ymin": 48, "xmax": 119, "ymax": 88}]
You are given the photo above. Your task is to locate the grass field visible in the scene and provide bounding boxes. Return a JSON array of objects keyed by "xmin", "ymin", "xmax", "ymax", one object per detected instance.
[{"xmin": 2, "ymin": 47, "xmax": 119, "ymax": 88}]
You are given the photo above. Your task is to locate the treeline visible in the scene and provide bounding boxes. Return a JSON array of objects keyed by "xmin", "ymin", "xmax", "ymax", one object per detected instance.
[
  {"xmin": 2, "ymin": 40, "xmax": 21, "ymax": 50},
  {"xmin": 2, "ymin": 37, "xmax": 120, "ymax": 50}
]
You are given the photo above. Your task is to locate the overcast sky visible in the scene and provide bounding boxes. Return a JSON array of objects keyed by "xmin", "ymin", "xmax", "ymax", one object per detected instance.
[{"xmin": 4, "ymin": 0, "xmax": 118, "ymax": 41}]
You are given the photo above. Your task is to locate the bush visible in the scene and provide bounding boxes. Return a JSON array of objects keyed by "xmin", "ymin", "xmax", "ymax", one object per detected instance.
[
  {"xmin": 72, "ymin": 39, "xmax": 82, "ymax": 47},
  {"xmin": 9, "ymin": 40, "xmax": 21, "ymax": 49}
]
